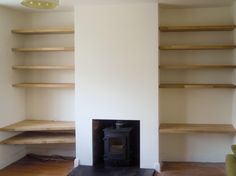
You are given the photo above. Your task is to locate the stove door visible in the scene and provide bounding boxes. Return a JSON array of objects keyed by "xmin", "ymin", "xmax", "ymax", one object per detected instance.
[{"xmin": 104, "ymin": 134, "xmax": 127, "ymax": 161}]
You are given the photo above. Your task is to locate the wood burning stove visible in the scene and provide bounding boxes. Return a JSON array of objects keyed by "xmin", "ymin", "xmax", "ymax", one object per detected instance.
[
  {"xmin": 103, "ymin": 127, "xmax": 132, "ymax": 166},
  {"xmin": 93, "ymin": 120, "xmax": 140, "ymax": 167}
]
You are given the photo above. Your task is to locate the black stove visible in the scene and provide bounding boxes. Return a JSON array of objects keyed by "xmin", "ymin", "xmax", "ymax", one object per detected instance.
[{"xmin": 103, "ymin": 127, "xmax": 132, "ymax": 166}]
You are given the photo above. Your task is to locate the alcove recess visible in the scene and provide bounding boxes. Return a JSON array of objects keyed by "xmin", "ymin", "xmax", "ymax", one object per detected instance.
[
  {"xmin": 159, "ymin": 5, "xmax": 236, "ymax": 162},
  {"xmin": 0, "ymin": 11, "xmax": 75, "ymax": 157}
]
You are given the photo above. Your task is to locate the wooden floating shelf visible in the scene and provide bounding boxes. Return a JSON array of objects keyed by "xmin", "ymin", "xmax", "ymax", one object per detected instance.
[
  {"xmin": 13, "ymin": 65, "xmax": 74, "ymax": 70},
  {"xmin": 0, "ymin": 120, "xmax": 75, "ymax": 132},
  {"xmin": 13, "ymin": 83, "xmax": 75, "ymax": 88},
  {"xmin": 159, "ymin": 83, "xmax": 236, "ymax": 89},
  {"xmin": 159, "ymin": 45, "xmax": 236, "ymax": 50},
  {"xmin": 12, "ymin": 28, "xmax": 74, "ymax": 35},
  {"xmin": 159, "ymin": 123, "xmax": 236, "ymax": 134},
  {"xmin": 0, "ymin": 132, "xmax": 75, "ymax": 145},
  {"xmin": 12, "ymin": 47, "xmax": 74, "ymax": 52},
  {"xmin": 159, "ymin": 25, "xmax": 236, "ymax": 32},
  {"xmin": 159, "ymin": 65, "xmax": 236, "ymax": 69}
]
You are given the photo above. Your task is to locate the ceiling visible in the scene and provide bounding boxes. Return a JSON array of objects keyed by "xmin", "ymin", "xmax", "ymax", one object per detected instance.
[
  {"xmin": 159, "ymin": 0, "xmax": 236, "ymax": 8},
  {"xmin": 0, "ymin": 0, "xmax": 74, "ymax": 12},
  {"xmin": 0, "ymin": 0, "xmax": 235, "ymax": 12}
]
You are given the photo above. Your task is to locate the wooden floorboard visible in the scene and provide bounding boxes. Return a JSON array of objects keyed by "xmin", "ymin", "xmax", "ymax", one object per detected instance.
[
  {"xmin": 155, "ymin": 162, "xmax": 226, "ymax": 176},
  {"xmin": 0, "ymin": 158, "xmax": 227, "ymax": 176},
  {"xmin": 0, "ymin": 156, "xmax": 74, "ymax": 176}
]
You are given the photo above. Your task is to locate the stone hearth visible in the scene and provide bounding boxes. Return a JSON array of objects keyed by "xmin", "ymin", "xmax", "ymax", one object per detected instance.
[{"xmin": 68, "ymin": 166, "xmax": 155, "ymax": 176}]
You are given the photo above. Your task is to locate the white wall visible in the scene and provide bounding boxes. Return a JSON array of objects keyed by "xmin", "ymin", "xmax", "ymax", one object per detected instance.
[
  {"xmin": 75, "ymin": 1, "xmax": 159, "ymax": 169},
  {"xmin": 159, "ymin": 6, "xmax": 235, "ymax": 162},
  {"xmin": 23, "ymin": 12, "xmax": 75, "ymax": 122},
  {"xmin": 22, "ymin": 11, "xmax": 75, "ymax": 156},
  {"xmin": 232, "ymin": 2, "xmax": 236, "ymax": 144},
  {"xmin": 0, "ymin": 9, "xmax": 76, "ymax": 168},
  {"xmin": 0, "ymin": 7, "xmax": 26, "ymax": 169}
]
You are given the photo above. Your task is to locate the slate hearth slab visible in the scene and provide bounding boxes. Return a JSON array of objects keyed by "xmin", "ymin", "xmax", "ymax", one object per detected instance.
[{"xmin": 68, "ymin": 166, "xmax": 155, "ymax": 176}]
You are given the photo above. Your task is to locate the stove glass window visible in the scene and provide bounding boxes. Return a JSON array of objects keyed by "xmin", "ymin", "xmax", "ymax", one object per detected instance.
[{"xmin": 109, "ymin": 137, "xmax": 123, "ymax": 154}]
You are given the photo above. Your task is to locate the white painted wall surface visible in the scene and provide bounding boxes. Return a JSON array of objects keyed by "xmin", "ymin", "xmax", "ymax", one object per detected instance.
[
  {"xmin": 0, "ymin": 9, "xmax": 75, "ymax": 168},
  {"xmin": 23, "ymin": 12, "xmax": 75, "ymax": 122},
  {"xmin": 159, "ymin": 6, "xmax": 235, "ymax": 162},
  {"xmin": 21, "ymin": 11, "xmax": 75, "ymax": 156},
  {"xmin": 0, "ymin": 7, "xmax": 26, "ymax": 169},
  {"xmin": 232, "ymin": 2, "xmax": 236, "ymax": 144},
  {"xmin": 75, "ymin": 1, "xmax": 159, "ymax": 169}
]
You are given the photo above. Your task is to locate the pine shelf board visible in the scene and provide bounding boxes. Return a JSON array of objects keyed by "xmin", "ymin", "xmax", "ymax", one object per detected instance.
[
  {"xmin": 159, "ymin": 65, "xmax": 236, "ymax": 69},
  {"xmin": 159, "ymin": 83, "xmax": 236, "ymax": 89},
  {"xmin": 13, "ymin": 83, "xmax": 75, "ymax": 88},
  {"xmin": 159, "ymin": 45, "xmax": 236, "ymax": 50},
  {"xmin": 0, "ymin": 132, "xmax": 75, "ymax": 145},
  {"xmin": 159, "ymin": 123, "xmax": 236, "ymax": 134},
  {"xmin": 12, "ymin": 47, "xmax": 74, "ymax": 52},
  {"xmin": 12, "ymin": 65, "xmax": 74, "ymax": 70},
  {"xmin": 12, "ymin": 28, "xmax": 74, "ymax": 35},
  {"xmin": 159, "ymin": 25, "xmax": 236, "ymax": 32},
  {"xmin": 0, "ymin": 120, "xmax": 75, "ymax": 132}
]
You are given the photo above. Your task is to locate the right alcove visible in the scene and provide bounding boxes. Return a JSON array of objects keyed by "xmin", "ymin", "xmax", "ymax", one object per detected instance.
[{"xmin": 159, "ymin": 4, "xmax": 236, "ymax": 162}]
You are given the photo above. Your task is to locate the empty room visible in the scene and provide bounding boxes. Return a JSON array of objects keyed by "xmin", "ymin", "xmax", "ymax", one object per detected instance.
[{"xmin": 0, "ymin": 0, "xmax": 236, "ymax": 176}]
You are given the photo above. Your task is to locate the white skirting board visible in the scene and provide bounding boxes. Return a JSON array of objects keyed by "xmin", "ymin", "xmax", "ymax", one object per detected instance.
[
  {"xmin": 0, "ymin": 147, "xmax": 26, "ymax": 170},
  {"xmin": 74, "ymin": 158, "xmax": 80, "ymax": 168},
  {"xmin": 154, "ymin": 162, "xmax": 161, "ymax": 172}
]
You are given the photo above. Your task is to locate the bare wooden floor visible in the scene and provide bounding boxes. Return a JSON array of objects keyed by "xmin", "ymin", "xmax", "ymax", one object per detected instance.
[
  {"xmin": 156, "ymin": 162, "xmax": 226, "ymax": 176},
  {"xmin": 0, "ymin": 158, "xmax": 226, "ymax": 176},
  {"xmin": 0, "ymin": 156, "xmax": 74, "ymax": 176}
]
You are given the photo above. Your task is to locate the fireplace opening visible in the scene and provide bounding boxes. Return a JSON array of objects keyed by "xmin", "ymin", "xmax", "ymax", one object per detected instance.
[{"xmin": 92, "ymin": 120, "xmax": 140, "ymax": 167}]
